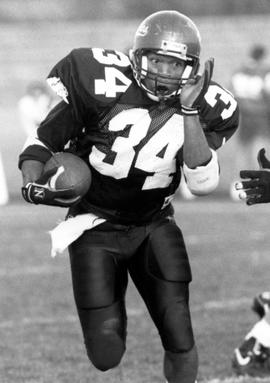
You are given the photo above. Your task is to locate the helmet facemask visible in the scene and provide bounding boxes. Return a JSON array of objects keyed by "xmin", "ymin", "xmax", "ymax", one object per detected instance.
[
  {"xmin": 130, "ymin": 48, "xmax": 199, "ymax": 101},
  {"xmin": 130, "ymin": 10, "xmax": 201, "ymax": 102}
]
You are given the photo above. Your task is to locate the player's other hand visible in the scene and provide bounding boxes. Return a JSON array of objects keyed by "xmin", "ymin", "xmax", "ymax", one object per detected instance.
[
  {"xmin": 180, "ymin": 57, "xmax": 214, "ymax": 114},
  {"xmin": 22, "ymin": 167, "xmax": 80, "ymax": 207},
  {"xmin": 235, "ymin": 148, "xmax": 270, "ymax": 205}
]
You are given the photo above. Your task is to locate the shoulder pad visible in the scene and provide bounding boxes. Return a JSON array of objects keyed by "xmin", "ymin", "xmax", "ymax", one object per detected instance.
[{"xmin": 48, "ymin": 48, "xmax": 133, "ymax": 105}]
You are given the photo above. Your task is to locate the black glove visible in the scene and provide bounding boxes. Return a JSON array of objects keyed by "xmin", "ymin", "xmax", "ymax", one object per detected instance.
[
  {"xmin": 22, "ymin": 168, "xmax": 81, "ymax": 207},
  {"xmin": 239, "ymin": 170, "xmax": 270, "ymax": 205},
  {"xmin": 237, "ymin": 148, "xmax": 270, "ymax": 205},
  {"xmin": 180, "ymin": 57, "xmax": 214, "ymax": 115}
]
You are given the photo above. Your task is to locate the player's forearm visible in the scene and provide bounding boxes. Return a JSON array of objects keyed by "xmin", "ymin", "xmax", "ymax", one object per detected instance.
[
  {"xmin": 182, "ymin": 115, "xmax": 219, "ymax": 195},
  {"xmin": 183, "ymin": 115, "xmax": 212, "ymax": 168},
  {"xmin": 21, "ymin": 160, "xmax": 44, "ymax": 185}
]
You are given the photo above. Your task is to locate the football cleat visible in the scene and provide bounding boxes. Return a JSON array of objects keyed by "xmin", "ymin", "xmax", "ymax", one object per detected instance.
[
  {"xmin": 232, "ymin": 336, "xmax": 270, "ymax": 377},
  {"xmin": 252, "ymin": 292, "xmax": 270, "ymax": 318}
]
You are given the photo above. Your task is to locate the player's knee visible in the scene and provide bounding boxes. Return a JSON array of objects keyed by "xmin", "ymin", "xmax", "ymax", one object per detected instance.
[
  {"xmin": 77, "ymin": 300, "xmax": 127, "ymax": 371},
  {"xmin": 161, "ymin": 298, "xmax": 194, "ymax": 353},
  {"xmin": 85, "ymin": 332, "xmax": 125, "ymax": 371},
  {"xmin": 85, "ymin": 318, "xmax": 126, "ymax": 371}
]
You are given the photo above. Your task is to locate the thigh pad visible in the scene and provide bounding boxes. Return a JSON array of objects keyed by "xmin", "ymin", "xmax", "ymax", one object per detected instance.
[{"xmin": 147, "ymin": 220, "xmax": 192, "ymax": 282}]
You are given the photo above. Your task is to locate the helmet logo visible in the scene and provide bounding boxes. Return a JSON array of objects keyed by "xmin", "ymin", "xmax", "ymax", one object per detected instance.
[{"xmin": 137, "ymin": 24, "xmax": 149, "ymax": 36}]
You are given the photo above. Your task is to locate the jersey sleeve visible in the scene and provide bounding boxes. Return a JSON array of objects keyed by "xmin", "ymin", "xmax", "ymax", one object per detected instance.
[
  {"xmin": 18, "ymin": 48, "xmax": 132, "ymax": 169},
  {"xmin": 19, "ymin": 49, "xmax": 94, "ymax": 169},
  {"xmin": 47, "ymin": 47, "xmax": 131, "ymax": 115},
  {"xmin": 46, "ymin": 48, "xmax": 94, "ymax": 123},
  {"xmin": 18, "ymin": 100, "xmax": 82, "ymax": 168},
  {"xmin": 199, "ymin": 82, "xmax": 240, "ymax": 150}
]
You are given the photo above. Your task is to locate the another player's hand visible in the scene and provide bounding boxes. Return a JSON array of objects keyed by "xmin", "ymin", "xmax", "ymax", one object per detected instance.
[
  {"xmin": 236, "ymin": 170, "xmax": 270, "ymax": 205},
  {"xmin": 235, "ymin": 148, "xmax": 270, "ymax": 205},
  {"xmin": 257, "ymin": 148, "xmax": 270, "ymax": 169},
  {"xmin": 180, "ymin": 57, "xmax": 214, "ymax": 114},
  {"xmin": 22, "ymin": 167, "xmax": 81, "ymax": 207}
]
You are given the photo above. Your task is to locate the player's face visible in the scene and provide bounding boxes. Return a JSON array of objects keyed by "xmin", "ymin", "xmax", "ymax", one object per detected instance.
[{"xmin": 144, "ymin": 52, "xmax": 186, "ymax": 96}]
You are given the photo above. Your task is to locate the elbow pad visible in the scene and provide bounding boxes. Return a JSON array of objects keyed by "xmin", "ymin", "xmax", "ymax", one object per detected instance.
[{"xmin": 183, "ymin": 149, "xmax": 219, "ymax": 195}]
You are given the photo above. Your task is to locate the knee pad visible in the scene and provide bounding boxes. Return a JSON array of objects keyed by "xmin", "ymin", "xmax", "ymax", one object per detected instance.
[
  {"xmin": 78, "ymin": 301, "xmax": 127, "ymax": 371},
  {"xmin": 161, "ymin": 298, "xmax": 194, "ymax": 353}
]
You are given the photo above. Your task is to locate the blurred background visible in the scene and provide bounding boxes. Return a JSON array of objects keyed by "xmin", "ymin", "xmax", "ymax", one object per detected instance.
[{"xmin": 1, "ymin": 0, "xmax": 270, "ymax": 203}]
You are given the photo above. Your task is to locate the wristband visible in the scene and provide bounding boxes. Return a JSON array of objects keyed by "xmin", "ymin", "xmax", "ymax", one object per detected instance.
[{"xmin": 181, "ymin": 105, "xmax": 199, "ymax": 116}]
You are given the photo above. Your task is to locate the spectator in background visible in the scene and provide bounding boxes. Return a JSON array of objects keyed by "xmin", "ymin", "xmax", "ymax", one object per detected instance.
[
  {"xmin": 230, "ymin": 44, "xmax": 270, "ymax": 200},
  {"xmin": 18, "ymin": 81, "xmax": 55, "ymax": 137}
]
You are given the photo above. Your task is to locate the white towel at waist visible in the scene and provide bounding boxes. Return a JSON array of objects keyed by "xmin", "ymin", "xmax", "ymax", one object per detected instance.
[{"xmin": 49, "ymin": 213, "xmax": 106, "ymax": 258}]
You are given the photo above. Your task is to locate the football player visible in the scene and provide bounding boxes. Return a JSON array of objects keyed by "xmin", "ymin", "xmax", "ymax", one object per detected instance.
[
  {"xmin": 232, "ymin": 292, "xmax": 270, "ymax": 377},
  {"xmin": 233, "ymin": 151, "xmax": 270, "ymax": 376},
  {"xmin": 19, "ymin": 11, "xmax": 239, "ymax": 383}
]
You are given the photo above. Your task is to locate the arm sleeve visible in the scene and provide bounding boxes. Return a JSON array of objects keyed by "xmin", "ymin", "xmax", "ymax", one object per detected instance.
[{"xmin": 183, "ymin": 149, "xmax": 220, "ymax": 195}]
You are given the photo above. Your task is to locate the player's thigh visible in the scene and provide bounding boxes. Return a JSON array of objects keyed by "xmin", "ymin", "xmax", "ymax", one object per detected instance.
[
  {"xmin": 129, "ymin": 219, "xmax": 193, "ymax": 351},
  {"xmin": 69, "ymin": 230, "xmax": 128, "ymax": 309},
  {"xmin": 147, "ymin": 218, "xmax": 191, "ymax": 283},
  {"xmin": 129, "ymin": 218, "xmax": 192, "ymax": 309}
]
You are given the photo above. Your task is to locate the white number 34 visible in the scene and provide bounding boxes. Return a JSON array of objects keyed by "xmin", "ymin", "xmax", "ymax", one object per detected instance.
[{"xmin": 89, "ymin": 109, "xmax": 184, "ymax": 190}]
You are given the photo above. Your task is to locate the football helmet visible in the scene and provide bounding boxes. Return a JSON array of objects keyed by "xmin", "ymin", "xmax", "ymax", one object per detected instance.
[
  {"xmin": 252, "ymin": 292, "xmax": 270, "ymax": 318},
  {"xmin": 130, "ymin": 10, "xmax": 201, "ymax": 101}
]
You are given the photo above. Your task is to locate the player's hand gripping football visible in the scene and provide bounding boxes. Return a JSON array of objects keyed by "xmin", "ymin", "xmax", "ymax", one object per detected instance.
[
  {"xmin": 236, "ymin": 148, "xmax": 270, "ymax": 205},
  {"xmin": 22, "ymin": 167, "xmax": 81, "ymax": 207},
  {"xmin": 180, "ymin": 57, "xmax": 214, "ymax": 115}
]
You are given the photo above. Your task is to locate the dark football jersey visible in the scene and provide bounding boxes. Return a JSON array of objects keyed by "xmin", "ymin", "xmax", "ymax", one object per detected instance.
[{"xmin": 19, "ymin": 48, "xmax": 239, "ymax": 223}]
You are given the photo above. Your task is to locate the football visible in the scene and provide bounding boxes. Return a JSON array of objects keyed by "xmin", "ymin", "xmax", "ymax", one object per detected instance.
[{"xmin": 43, "ymin": 152, "xmax": 91, "ymax": 198}]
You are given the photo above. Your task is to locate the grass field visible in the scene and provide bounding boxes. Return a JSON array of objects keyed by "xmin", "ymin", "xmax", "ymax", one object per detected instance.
[{"xmin": 1, "ymin": 199, "xmax": 270, "ymax": 383}]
